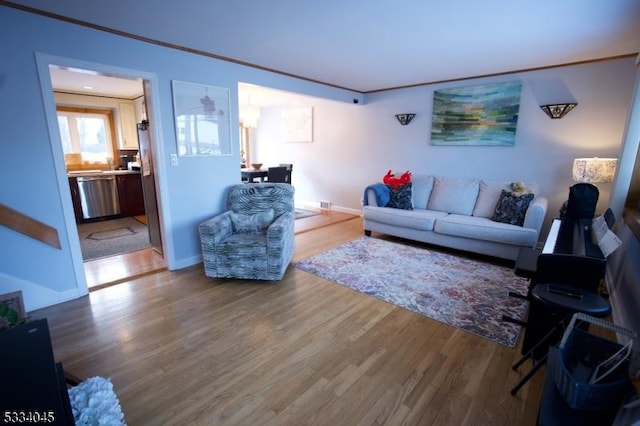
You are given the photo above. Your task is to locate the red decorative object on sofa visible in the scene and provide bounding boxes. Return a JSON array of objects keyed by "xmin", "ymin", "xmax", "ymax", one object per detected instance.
[{"xmin": 382, "ymin": 170, "xmax": 412, "ymax": 189}]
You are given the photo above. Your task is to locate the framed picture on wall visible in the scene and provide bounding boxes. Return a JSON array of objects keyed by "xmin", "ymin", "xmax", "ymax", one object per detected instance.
[
  {"xmin": 171, "ymin": 80, "xmax": 232, "ymax": 156},
  {"xmin": 0, "ymin": 291, "xmax": 25, "ymax": 329},
  {"xmin": 282, "ymin": 107, "xmax": 313, "ymax": 143},
  {"xmin": 430, "ymin": 81, "xmax": 522, "ymax": 146}
]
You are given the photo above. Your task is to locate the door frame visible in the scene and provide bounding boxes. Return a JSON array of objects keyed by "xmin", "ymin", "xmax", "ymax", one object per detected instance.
[{"xmin": 35, "ymin": 53, "xmax": 168, "ymax": 290}]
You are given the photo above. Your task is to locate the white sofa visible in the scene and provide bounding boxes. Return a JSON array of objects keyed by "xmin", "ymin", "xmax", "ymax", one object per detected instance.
[{"xmin": 362, "ymin": 175, "xmax": 548, "ymax": 261}]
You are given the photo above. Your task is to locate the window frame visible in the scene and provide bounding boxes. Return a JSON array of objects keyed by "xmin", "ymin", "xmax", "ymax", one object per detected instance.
[{"xmin": 56, "ymin": 106, "xmax": 118, "ymax": 170}]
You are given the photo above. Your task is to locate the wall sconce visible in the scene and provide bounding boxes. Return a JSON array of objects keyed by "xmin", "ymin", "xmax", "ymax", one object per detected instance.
[
  {"xmin": 395, "ymin": 114, "xmax": 415, "ymax": 125},
  {"xmin": 540, "ymin": 103, "xmax": 577, "ymax": 119},
  {"xmin": 572, "ymin": 157, "xmax": 617, "ymax": 183}
]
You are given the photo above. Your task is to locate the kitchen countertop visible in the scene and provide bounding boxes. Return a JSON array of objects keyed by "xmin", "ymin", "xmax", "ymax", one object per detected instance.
[{"xmin": 67, "ymin": 169, "xmax": 141, "ymax": 177}]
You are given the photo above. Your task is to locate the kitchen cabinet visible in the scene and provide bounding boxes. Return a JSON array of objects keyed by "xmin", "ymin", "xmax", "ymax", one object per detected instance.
[
  {"xmin": 118, "ymin": 102, "xmax": 138, "ymax": 150},
  {"xmin": 116, "ymin": 173, "xmax": 145, "ymax": 217},
  {"xmin": 68, "ymin": 177, "xmax": 83, "ymax": 223}
]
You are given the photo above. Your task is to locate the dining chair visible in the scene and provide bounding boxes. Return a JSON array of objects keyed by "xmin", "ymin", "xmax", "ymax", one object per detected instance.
[{"xmin": 267, "ymin": 166, "xmax": 292, "ymax": 184}]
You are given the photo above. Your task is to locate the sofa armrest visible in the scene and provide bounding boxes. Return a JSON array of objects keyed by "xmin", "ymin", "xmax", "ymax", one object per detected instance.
[
  {"xmin": 198, "ymin": 211, "xmax": 234, "ymax": 244},
  {"xmin": 522, "ymin": 196, "xmax": 548, "ymax": 234}
]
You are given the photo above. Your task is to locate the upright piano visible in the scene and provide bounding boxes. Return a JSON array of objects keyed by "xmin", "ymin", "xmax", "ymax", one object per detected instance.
[
  {"xmin": 521, "ymin": 216, "xmax": 607, "ymax": 356},
  {"xmin": 535, "ymin": 217, "xmax": 607, "ymax": 291}
]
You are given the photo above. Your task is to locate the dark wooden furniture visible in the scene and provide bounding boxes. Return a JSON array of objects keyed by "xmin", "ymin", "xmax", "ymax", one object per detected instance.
[
  {"xmin": 511, "ymin": 284, "xmax": 611, "ymax": 395},
  {"xmin": 241, "ymin": 168, "xmax": 268, "ymax": 183},
  {"xmin": 0, "ymin": 319, "xmax": 74, "ymax": 425},
  {"xmin": 267, "ymin": 166, "xmax": 292, "ymax": 184},
  {"xmin": 68, "ymin": 176, "xmax": 83, "ymax": 223},
  {"xmin": 116, "ymin": 173, "xmax": 145, "ymax": 216}
]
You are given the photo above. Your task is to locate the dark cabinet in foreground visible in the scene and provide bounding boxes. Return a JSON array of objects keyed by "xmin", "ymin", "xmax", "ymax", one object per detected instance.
[
  {"xmin": 68, "ymin": 177, "xmax": 83, "ymax": 223},
  {"xmin": 0, "ymin": 319, "xmax": 74, "ymax": 425},
  {"xmin": 116, "ymin": 173, "xmax": 145, "ymax": 217}
]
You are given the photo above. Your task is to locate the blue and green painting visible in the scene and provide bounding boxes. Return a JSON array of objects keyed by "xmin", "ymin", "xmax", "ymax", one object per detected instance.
[{"xmin": 430, "ymin": 81, "xmax": 522, "ymax": 146}]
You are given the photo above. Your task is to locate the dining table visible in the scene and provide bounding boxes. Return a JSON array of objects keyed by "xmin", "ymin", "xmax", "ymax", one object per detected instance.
[{"xmin": 241, "ymin": 167, "xmax": 268, "ymax": 183}]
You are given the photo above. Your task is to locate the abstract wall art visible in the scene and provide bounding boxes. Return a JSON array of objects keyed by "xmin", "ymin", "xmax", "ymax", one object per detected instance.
[
  {"xmin": 430, "ymin": 81, "xmax": 522, "ymax": 146},
  {"xmin": 282, "ymin": 107, "xmax": 313, "ymax": 143}
]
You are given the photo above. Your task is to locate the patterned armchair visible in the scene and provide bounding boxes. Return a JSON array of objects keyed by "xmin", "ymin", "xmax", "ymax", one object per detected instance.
[{"xmin": 199, "ymin": 183, "xmax": 295, "ymax": 280}]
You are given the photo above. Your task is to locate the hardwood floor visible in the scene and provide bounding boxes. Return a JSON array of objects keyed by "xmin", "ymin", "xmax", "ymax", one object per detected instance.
[
  {"xmin": 85, "ymin": 209, "xmax": 356, "ymax": 290},
  {"xmin": 84, "ymin": 248, "xmax": 166, "ymax": 290},
  {"xmin": 35, "ymin": 216, "xmax": 543, "ymax": 425}
]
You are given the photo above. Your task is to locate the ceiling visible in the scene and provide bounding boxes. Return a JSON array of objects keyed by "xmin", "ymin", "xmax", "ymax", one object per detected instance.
[
  {"xmin": 8, "ymin": 0, "xmax": 640, "ymax": 94},
  {"xmin": 50, "ymin": 66, "xmax": 144, "ymax": 99}
]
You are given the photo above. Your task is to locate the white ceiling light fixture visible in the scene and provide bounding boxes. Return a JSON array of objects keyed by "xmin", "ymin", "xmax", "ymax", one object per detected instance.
[{"xmin": 240, "ymin": 105, "xmax": 260, "ymax": 128}]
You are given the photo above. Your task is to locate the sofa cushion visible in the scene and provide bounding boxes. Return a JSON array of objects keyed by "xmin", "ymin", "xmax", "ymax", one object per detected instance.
[
  {"xmin": 363, "ymin": 206, "xmax": 447, "ymax": 231},
  {"xmin": 411, "ymin": 175, "xmax": 435, "ymax": 210},
  {"xmin": 427, "ymin": 177, "xmax": 480, "ymax": 215},
  {"xmin": 491, "ymin": 190, "xmax": 534, "ymax": 226},
  {"xmin": 230, "ymin": 209, "xmax": 274, "ymax": 234},
  {"xmin": 387, "ymin": 183, "xmax": 413, "ymax": 210},
  {"xmin": 473, "ymin": 180, "xmax": 511, "ymax": 217},
  {"xmin": 435, "ymin": 214, "xmax": 538, "ymax": 246}
]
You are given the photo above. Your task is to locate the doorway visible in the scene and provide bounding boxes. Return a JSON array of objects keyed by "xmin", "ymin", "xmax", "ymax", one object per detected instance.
[{"xmin": 47, "ymin": 63, "xmax": 166, "ymax": 289}]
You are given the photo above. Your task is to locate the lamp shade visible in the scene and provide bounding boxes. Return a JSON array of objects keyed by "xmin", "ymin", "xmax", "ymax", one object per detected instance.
[
  {"xmin": 540, "ymin": 103, "xmax": 577, "ymax": 119},
  {"xmin": 395, "ymin": 113, "xmax": 415, "ymax": 125},
  {"xmin": 572, "ymin": 157, "xmax": 617, "ymax": 183}
]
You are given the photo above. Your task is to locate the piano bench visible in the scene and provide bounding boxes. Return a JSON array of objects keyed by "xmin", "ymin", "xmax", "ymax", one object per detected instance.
[
  {"xmin": 510, "ymin": 283, "xmax": 611, "ymax": 396},
  {"xmin": 532, "ymin": 283, "xmax": 611, "ymax": 318}
]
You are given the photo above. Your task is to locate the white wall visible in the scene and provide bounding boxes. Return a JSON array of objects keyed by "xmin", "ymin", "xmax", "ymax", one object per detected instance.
[
  {"xmin": 253, "ymin": 58, "xmax": 637, "ymax": 238},
  {"xmin": 0, "ymin": 6, "xmax": 360, "ymax": 311},
  {"xmin": 0, "ymin": 5, "xmax": 636, "ymax": 311}
]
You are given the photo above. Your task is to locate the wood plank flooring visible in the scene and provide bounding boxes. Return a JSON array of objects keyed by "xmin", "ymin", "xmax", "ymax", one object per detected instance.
[
  {"xmin": 84, "ymin": 210, "xmax": 356, "ymax": 290},
  {"xmin": 34, "ymin": 216, "xmax": 543, "ymax": 425}
]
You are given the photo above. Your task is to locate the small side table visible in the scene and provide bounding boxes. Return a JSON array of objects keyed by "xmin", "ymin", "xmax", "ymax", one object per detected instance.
[{"xmin": 514, "ymin": 247, "xmax": 540, "ymax": 279}]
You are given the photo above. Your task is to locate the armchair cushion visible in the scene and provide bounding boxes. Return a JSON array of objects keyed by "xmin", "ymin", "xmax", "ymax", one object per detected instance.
[{"xmin": 230, "ymin": 209, "xmax": 274, "ymax": 234}]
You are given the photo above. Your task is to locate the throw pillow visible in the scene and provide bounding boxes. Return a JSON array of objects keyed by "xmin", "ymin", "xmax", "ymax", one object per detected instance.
[
  {"xmin": 230, "ymin": 209, "xmax": 275, "ymax": 234},
  {"xmin": 491, "ymin": 190, "xmax": 534, "ymax": 226},
  {"xmin": 387, "ymin": 183, "xmax": 413, "ymax": 210}
]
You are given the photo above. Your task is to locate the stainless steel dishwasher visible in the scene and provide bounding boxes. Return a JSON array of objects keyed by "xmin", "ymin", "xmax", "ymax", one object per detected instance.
[{"xmin": 77, "ymin": 175, "xmax": 121, "ymax": 219}]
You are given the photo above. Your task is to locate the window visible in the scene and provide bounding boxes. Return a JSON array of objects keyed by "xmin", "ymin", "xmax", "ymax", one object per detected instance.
[{"xmin": 57, "ymin": 107, "xmax": 116, "ymax": 165}]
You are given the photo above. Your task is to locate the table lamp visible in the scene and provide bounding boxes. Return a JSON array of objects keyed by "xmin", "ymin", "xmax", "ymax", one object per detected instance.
[{"xmin": 572, "ymin": 157, "xmax": 617, "ymax": 183}]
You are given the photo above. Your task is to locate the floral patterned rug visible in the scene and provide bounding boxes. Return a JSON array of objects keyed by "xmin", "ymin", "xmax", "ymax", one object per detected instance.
[{"xmin": 295, "ymin": 237, "xmax": 530, "ymax": 347}]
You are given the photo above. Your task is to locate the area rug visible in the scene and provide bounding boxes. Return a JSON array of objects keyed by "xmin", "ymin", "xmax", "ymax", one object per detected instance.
[
  {"xmin": 78, "ymin": 217, "xmax": 150, "ymax": 261},
  {"xmin": 294, "ymin": 237, "xmax": 529, "ymax": 347},
  {"xmin": 295, "ymin": 208, "xmax": 320, "ymax": 220}
]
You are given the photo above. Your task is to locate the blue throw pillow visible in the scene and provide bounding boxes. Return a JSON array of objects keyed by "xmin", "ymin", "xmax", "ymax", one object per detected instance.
[
  {"xmin": 491, "ymin": 190, "xmax": 534, "ymax": 226},
  {"xmin": 387, "ymin": 183, "xmax": 413, "ymax": 210}
]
